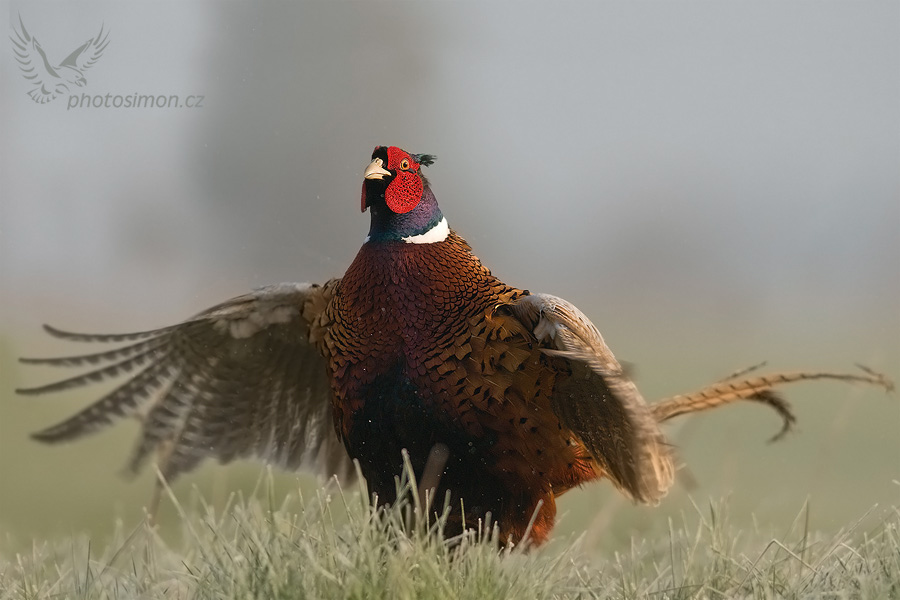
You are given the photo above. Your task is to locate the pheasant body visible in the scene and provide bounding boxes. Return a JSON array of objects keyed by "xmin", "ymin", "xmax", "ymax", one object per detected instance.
[
  {"xmin": 17, "ymin": 145, "xmax": 892, "ymax": 547},
  {"xmin": 316, "ymin": 228, "xmax": 607, "ymax": 542}
]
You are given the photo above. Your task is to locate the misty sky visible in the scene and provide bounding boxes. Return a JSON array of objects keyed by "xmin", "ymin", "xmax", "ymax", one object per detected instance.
[{"xmin": 2, "ymin": 1, "xmax": 897, "ymax": 380}]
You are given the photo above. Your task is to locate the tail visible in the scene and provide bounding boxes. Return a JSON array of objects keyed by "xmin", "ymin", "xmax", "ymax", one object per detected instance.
[{"xmin": 651, "ymin": 364, "xmax": 893, "ymax": 442}]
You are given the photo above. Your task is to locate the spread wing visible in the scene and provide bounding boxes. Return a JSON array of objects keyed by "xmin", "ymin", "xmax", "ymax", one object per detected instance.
[
  {"xmin": 17, "ymin": 281, "xmax": 354, "ymax": 484},
  {"xmin": 507, "ymin": 293, "xmax": 674, "ymax": 504},
  {"xmin": 59, "ymin": 24, "xmax": 109, "ymax": 72}
]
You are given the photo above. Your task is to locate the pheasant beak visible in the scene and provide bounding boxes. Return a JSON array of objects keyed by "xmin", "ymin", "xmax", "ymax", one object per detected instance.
[{"xmin": 364, "ymin": 158, "xmax": 391, "ymax": 180}]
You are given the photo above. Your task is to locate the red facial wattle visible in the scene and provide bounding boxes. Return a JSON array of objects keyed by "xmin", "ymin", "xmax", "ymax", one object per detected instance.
[
  {"xmin": 385, "ymin": 172, "xmax": 422, "ymax": 214},
  {"xmin": 384, "ymin": 147, "xmax": 423, "ymax": 214}
]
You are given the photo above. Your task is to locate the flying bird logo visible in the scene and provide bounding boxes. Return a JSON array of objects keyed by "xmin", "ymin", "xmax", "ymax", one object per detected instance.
[{"xmin": 10, "ymin": 15, "xmax": 110, "ymax": 105}]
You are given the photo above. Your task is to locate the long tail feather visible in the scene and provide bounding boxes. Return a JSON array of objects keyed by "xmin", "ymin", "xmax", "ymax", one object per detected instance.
[
  {"xmin": 717, "ymin": 361, "xmax": 768, "ymax": 382},
  {"xmin": 652, "ymin": 366, "xmax": 894, "ymax": 442}
]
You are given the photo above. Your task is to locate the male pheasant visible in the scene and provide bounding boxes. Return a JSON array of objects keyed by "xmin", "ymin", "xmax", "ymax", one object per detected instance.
[{"xmin": 18, "ymin": 146, "xmax": 891, "ymax": 546}]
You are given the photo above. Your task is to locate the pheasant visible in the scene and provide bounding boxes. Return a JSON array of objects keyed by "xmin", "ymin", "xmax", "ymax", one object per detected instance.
[{"xmin": 18, "ymin": 145, "xmax": 892, "ymax": 546}]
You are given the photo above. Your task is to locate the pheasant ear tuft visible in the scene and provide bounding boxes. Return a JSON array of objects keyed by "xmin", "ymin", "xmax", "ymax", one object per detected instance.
[{"xmin": 414, "ymin": 154, "xmax": 436, "ymax": 167}]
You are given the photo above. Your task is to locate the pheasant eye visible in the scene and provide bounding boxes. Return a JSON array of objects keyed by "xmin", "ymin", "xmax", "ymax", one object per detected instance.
[{"xmin": 399, "ymin": 158, "xmax": 411, "ymax": 171}]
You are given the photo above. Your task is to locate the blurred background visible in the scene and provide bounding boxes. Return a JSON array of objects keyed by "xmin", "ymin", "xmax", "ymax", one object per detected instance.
[{"xmin": 1, "ymin": 1, "xmax": 897, "ymax": 555}]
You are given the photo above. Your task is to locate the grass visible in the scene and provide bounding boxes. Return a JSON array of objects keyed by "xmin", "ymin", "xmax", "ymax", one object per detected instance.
[
  {"xmin": 2, "ymin": 465, "xmax": 898, "ymax": 600},
  {"xmin": 3, "ymin": 331, "xmax": 898, "ymax": 598}
]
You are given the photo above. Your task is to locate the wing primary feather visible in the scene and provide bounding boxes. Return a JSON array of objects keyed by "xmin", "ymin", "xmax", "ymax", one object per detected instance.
[
  {"xmin": 255, "ymin": 348, "xmax": 291, "ymax": 463},
  {"xmin": 283, "ymin": 361, "xmax": 319, "ymax": 469},
  {"xmin": 30, "ymin": 359, "xmax": 177, "ymax": 443},
  {"xmin": 24, "ymin": 280, "xmax": 354, "ymax": 484},
  {"xmin": 272, "ymin": 351, "xmax": 308, "ymax": 469},
  {"xmin": 275, "ymin": 345, "xmax": 327, "ymax": 470},
  {"xmin": 16, "ymin": 346, "xmax": 166, "ymax": 395},
  {"xmin": 127, "ymin": 374, "xmax": 195, "ymax": 474},
  {"xmin": 19, "ymin": 337, "xmax": 166, "ymax": 367},
  {"xmin": 41, "ymin": 323, "xmax": 179, "ymax": 343},
  {"xmin": 157, "ymin": 393, "xmax": 218, "ymax": 480}
]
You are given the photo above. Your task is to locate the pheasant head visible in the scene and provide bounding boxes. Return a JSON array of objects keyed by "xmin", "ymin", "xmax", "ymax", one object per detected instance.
[{"xmin": 362, "ymin": 146, "xmax": 445, "ymax": 243}]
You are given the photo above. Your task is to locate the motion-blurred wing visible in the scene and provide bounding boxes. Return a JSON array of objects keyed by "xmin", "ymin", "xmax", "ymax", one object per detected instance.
[
  {"xmin": 18, "ymin": 281, "xmax": 354, "ymax": 483},
  {"xmin": 507, "ymin": 293, "xmax": 674, "ymax": 504}
]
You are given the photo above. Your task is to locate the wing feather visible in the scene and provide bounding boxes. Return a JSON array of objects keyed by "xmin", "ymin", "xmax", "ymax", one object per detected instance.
[
  {"xmin": 507, "ymin": 293, "xmax": 674, "ymax": 504},
  {"xmin": 20, "ymin": 281, "xmax": 353, "ymax": 484},
  {"xmin": 30, "ymin": 360, "xmax": 178, "ymax": 443},
  {"xmin": 18, "ymin": 337, "xmax": 167, "ymax": 367},
  {"xmin": 17, "ymin": 345, "xmax": 166, "ymax": 395},
  {"xmin": 41, "ymin": 322, "xmax": 180, "ymax": 342}
]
